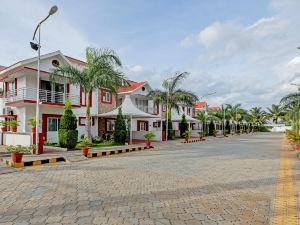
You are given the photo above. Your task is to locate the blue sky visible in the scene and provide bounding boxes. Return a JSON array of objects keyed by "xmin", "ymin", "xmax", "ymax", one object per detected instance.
[{"xmin": 1, "ymin": 0, "xmax": 300, "ymax": 108}]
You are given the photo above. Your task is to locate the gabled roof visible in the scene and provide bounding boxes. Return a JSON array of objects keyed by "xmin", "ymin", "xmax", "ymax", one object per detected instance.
[
  {"xmin": 0, "ymin": 65, "xmax": 6, "ymax": 71},
  {"xmin": 0, "ymin": 51, "xmax": 85, "ymax": 80},
  {"xmin": 117, "ymin": 80, "xmax": 146, "ymax": 94},
  {"xmin": 209, "ymin": 106, "xmax": 220, "ymax": 111},
  {"xmin": 64, "ymin": 55, "xmax": 86, "ymax": 66},
  {"xmin": 195, "ymin": 101, "xmax": 206, "ymax": 109}
]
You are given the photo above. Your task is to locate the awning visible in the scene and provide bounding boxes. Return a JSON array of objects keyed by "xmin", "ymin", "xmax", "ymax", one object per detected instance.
[{"xmin": 97, "ymin": 95, "xmax": 161, "ymax": 119}]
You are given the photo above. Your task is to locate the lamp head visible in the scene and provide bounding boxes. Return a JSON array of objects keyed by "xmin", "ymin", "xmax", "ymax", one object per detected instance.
[
  {"xmin": 30, "ymin": 42, "xmax": 39, "ymax": 51},
  {"xmin": 49, "ymin": 5, "xmax": 58, "ymax": 15}
]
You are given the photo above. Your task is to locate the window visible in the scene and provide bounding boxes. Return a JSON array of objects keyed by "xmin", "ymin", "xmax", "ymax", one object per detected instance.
[
  {"xmin": 47, "ymin": 118, "xmax": 60, "ymax": 131},
  {"xmin": 153, "ymin": 121, "xmax": 161, "ymax": 128},
  {"xmin": 106, "ymin": 119, "xmax": 115, "ymax": 131},
  {"xmin": 137, "ymin": 121, "xmax": 148, "ymax": 131},
  {"xmin": 101, "ymin": 89, "xmax": 112, "ymax": 104},
  {"xmin": 78, "ymin": 117, "xmax": 95, "ymax": 126},
  {"xmin": 52, "ymin": 59, "xmax": 60, "ymax": 67},
  {"xmin": 136, "ymin": 99, "xmax": 148, "ymax": 112},
  {"xmin": 162, "ymin": 104, "xmax": 166, "ymax": 112},
  {"xmin": 188, "ymin": 108, "xmax": 191, "ymax": 115}
]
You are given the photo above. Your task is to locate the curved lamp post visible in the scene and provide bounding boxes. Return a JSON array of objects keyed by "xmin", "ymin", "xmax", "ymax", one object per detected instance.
[{"xmin": 30, "ymin": 5, "xmax": 58, "ymax": 155}]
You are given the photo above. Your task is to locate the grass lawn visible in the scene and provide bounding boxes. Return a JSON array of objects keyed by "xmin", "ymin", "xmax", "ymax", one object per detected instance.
[{"xmin": 44, "ymin": 141, "xmax": 123, "ymax": 149}]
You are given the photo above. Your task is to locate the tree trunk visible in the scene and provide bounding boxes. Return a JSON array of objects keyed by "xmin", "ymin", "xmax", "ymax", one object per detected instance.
[{"xmin": 86, "ymin": 91, "xmax": 92, "ymax": 142}]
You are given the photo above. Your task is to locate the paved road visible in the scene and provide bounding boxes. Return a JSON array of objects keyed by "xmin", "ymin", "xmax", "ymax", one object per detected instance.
[{"xmin": 0, "ymin": 133, "xmax": 284, "ymax": 225}]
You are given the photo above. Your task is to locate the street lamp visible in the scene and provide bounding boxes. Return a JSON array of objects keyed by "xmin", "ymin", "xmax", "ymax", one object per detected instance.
[{"xmin": 30, "ymin": 5, "xmax": 58, "ymax": 155}]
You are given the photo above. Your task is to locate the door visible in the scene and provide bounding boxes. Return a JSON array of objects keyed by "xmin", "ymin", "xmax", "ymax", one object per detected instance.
[{"xmin": 47, "ymin": 117, "xmax": 60, "ymax": 143}]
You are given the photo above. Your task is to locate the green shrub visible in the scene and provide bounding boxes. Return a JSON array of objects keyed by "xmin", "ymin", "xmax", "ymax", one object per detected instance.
[
  {"xmin": 114, "ymin": 108, "xmax": 127, "ymax": 144},
  {"xmin": 225, "ymin": 120, "xmax": 231, "ymax": 134},
  {"xmin": 144, "ymin": 131, "xmax": 156, "ymax": 141},
  {"xmin": 208, "ymin": 121, "xmax": 215, "ymax": 136},
  {"xmin": 58, "ymin": 100, "xmax": 78, "ymax": 149},
  {"xmin": 179, "ymin": 114, "xmax": 189, "ymax": 138},
  {"xmin": 237, "ymin": 123, "xmax": 241, "ymax": 133}
]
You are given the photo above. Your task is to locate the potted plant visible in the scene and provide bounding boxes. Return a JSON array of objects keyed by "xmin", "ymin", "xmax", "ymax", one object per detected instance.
[
  {"xmin": 7, "ymin": 145, "xmax": 30, "ymax": 163},
  {"xmin": 198, "ymin": 131, "xmax": 204, "ymax": 141},
  {"xmin": 183, "ymin": 130, "xmax": 192, "ymax": 143},
  {"xmin": 8, "ymin": 119, "xmax": 18, "ymax": 132},
  {"xmin": 81, "ymin": 136, "xmax": 90, "ymax": 155},
  {"xmin": 28, "ymin": 117, "xmax": 37, "ymax": 133},
  {"xmin": 0, "ymin": 120, "xmax": 7, "ymax": 132},
  {"xmin": 144, "ymin": 131, "xmax": 156, "ymax": 149}
]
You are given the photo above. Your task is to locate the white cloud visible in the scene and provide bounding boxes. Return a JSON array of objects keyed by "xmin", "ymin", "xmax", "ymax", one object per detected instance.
[{"xmin": 177, "ymin": 1, "xmax": 300, "ymax": 109}]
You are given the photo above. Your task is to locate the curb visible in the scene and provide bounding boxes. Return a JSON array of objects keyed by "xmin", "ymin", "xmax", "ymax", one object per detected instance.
[
  {"xmin": 182, "ymin": 139, "xmax": 203, "ymax": 144},
  {"xmin": 0, "ymin": 157, "xmax": 67, "ymax": 168},
  {"xmin": 85, "ymin": 146, "xmax": 154, "ymax": 158}
]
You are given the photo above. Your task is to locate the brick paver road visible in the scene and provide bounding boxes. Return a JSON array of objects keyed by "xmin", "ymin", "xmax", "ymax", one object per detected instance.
[{"xmin": 0, "ymin": 133, "xmax": 287, "ymax": 225}]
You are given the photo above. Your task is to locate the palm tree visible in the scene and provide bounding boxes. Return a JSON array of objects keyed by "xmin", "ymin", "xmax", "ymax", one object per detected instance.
[
  {"xmin": 52, "ymin": 48, "xmax": 127, "ymax": 141},
  {"xmin": 267, "ymin": 104, "xmax": 284, "ymax": 124},
  {"xmin": 249, "ymin": 107, "xmax": 267, "ymax": 126},
  {"xmin": 280, "ymin": 92, "xmax": 300, "ymax": 134},
  {"xmin": 226, "ymin": 103, "xmax": 243, "ymax": 132},
  {"xmin": 148, "ymin": 72, "xmax": 198, "ymax": 136}
]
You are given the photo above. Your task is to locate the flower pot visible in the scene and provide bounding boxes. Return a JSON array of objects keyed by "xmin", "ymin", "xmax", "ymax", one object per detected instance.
[
  {"xmin": 146, "ymin": 140, "xmax": 151, "ymax": 149},
  {"xmin": 11, "ymin": 127, "xmax": 17, "ymax": 132},
  {"xmin": 199, "ymin": 135, "xmax": 203, "ymax": 141},
  {"xmin": 31, "ymin": 148, "xmax": 36, "ymax": 155},
  {"xmin": 11, "ymin": 152, "xmax": 24, "ymax": 163},
  {"xmin": 31, "ymin": 127, "xmax": 36, "ymax": 133},
  {"xmin": 1, "ymin": 126, "xmax": 6, "ymax": 132},
  {"xmin": 82, "ymin": 147, "xmax": 89, "ymax": 155},
  {"xmin": 185, "ymin": 137, "xmax": 189, "ymax": 143}
]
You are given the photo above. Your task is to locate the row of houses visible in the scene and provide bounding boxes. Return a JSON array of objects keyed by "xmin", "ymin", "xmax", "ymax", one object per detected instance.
[{"xmin": 0, "ymin": 51, "xmax": 219, "ymax": 144}]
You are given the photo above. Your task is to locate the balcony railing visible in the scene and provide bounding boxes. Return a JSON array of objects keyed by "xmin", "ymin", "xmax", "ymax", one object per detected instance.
[{"xmin": 4, "ymin": 87, "xmax": 80, "ymax": 106}]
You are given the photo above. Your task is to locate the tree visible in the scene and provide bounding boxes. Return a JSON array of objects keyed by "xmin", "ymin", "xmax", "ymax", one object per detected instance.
[
  {"xmin": 280, "ymin": 92, "xmax": 300, "ymax": 134},
  {"xmin": 267, "ymin": 104, "xmax": 284, "ymax": 124},
  {"xmin": 197, "ymin": 110, "xmax": 207, "ymax": 135},
  {"xmin": 58, "ymin": 100, "xmax": 78, "ymax": 149},
  {"xmin": 52, "ymin": 48, "xmax": 127, "ymax": 141},
  {"xmin": 209, "ymin": 121, "xmax": 215, "ymax": 136},
  {"xmin": 249, "ymin": 107, "xmax": 266, "ymax": 125},
  {"xmin": 148, "ymin": 72, "xmax": 198, "ymax": 138},
  {"xmin": 113, "ymin": 108, "xmax": 127, "ymax": 144},
  {"xmin": 225, "ymin": 120, "xmax": 231, "ymax": 135},
  {"xmin": 179, "ymin": 114, "xmax": 189, "ymax": 137}
]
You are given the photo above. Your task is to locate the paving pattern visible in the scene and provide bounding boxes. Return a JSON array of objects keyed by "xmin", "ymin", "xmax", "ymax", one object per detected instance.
[{"xmin": 0, "ymin": 133, "xmax": 294, "ymax": 225}]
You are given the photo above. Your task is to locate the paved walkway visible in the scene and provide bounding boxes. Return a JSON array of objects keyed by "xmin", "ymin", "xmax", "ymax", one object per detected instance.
[{"xmin": 0, "ymin": 133, "xmax": 297, "ymax": 225}]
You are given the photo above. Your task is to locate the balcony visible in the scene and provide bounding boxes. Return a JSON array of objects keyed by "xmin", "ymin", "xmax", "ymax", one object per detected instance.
[{"xmin": 4, "ymin": 87, "xmax": 80, "ymax": 106}]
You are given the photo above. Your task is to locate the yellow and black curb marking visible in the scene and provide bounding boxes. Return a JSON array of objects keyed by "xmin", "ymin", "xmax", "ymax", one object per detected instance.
[
  {"xmin": 0, "ymin": 157, "xmax": 67, "ymax": 168},
  {"xmin": 85, "ymin": 146, "xmax": 154, "ymax": 158},
  {"xmin": 182, "ymin": 139, "xmax": 203, "ymax": 144},
  {"xmin": 272, "ymin": 138, "xmax": 298, "ymax": 225}
]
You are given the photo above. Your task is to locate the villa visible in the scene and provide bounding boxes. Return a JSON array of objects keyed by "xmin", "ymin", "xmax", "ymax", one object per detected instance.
[{"xmin": 0, "ymin": 51, "xmax": 201, "ymax": 145}]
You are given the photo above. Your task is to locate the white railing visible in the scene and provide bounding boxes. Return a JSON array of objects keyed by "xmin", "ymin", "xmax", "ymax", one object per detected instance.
[{"xmin": 4, "ymin": 87, "xmax": 80, "ymax": 105}]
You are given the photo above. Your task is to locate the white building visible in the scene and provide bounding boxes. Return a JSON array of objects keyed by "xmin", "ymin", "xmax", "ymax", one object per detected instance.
[{"xmin": 0, "ymin": 51, "xmax": 98, "ymax": 143}]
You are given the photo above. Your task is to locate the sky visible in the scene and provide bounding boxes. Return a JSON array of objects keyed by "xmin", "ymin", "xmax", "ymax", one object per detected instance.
[{"xmin": 1, "ymin": 0, "xmax": 300, "ymax": 109}]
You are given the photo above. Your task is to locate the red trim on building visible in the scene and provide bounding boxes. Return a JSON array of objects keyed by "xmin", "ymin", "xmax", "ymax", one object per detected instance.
[
  {"xmin": 42, "ymin": 114, "xmax": 62, "ymax": 141},
  {"xmin": 117, "ymin": 81, "xmax": 146, "ymax": 94},
  {"xmin": 137, "ymin": 120, "xmax": 149, "ymax": 131},
  {"xmin": 100, "ymin": 89, "xmax": 112, "ymax": 104}
]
